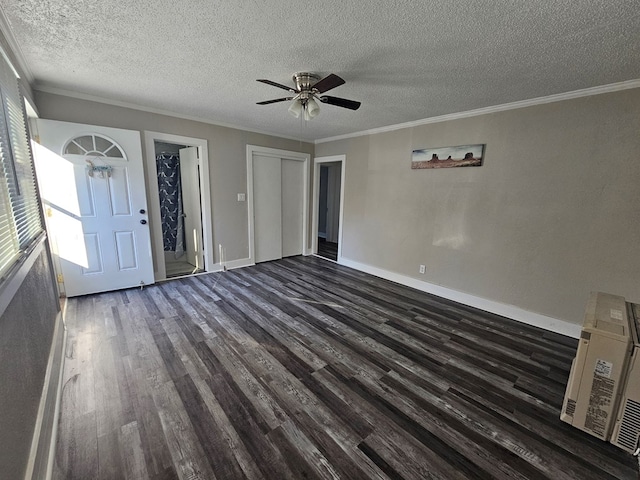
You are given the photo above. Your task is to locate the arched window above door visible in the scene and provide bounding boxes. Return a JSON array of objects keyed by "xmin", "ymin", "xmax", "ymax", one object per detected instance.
[{"xmin": 63, "ymin": 134, "xmax": 126, "ymax": 158}]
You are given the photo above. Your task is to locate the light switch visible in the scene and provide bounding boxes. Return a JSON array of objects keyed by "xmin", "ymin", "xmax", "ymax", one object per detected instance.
[{"xmin": 237, "ymin": 193, "xmax": 246, "ymax": 202}]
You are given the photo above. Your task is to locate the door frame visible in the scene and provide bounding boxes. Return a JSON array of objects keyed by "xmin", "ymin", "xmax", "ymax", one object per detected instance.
[
  {"xmin": 312, "ymin": 155, "xmax": 346, "ymax": 262},
  {"xmin": 144, "ymin": 131, "xmax": 213, "ymax": 281},
  {"xmin": 246, "ymin": 145, "xmax": 310, "ymax": 265}
]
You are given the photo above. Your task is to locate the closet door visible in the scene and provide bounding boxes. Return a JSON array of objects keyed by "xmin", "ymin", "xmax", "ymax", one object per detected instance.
[
  {"xmin": 281, "ymin": 159, "xmax": 304, "ymax": 257},
  {"xmin": 253, "ymin": 155, "xmax": 282, "ymax": 263}
]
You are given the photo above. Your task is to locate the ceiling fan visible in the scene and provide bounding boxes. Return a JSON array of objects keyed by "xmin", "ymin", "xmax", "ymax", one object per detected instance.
[{"xmin": 256, "ymin": 72, "xmax": 361, "ymax": 120}]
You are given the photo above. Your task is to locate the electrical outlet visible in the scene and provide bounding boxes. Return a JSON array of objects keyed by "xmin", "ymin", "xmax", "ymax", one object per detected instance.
[{"xmin": 419, "ymin": 265, "xmax": 426, "ymax": 274}]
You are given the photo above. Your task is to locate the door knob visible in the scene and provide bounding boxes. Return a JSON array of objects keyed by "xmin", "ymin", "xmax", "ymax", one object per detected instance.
[
  {"xmin": 139, "ymin": 209, "xmax": 146, "ymax": 214},
  {"xmin": 140, "ymin": 219, "xmax": 147, "ymax": 225}
]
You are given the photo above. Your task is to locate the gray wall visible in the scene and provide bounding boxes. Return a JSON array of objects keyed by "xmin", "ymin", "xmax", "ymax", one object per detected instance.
[
  {"xmin": 34, "ymin": 91, "xmax": 314, "ymax": 264},
  {"xmin": 316, "ymin": 88, "xmax": 640, "ymax": 325},
  {"xmin": 0, "ymin": 245, "xmax": 59, "ymax": 479}
]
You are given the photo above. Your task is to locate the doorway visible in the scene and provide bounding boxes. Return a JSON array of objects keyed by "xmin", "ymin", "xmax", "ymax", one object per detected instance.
[
  {"xmin": 144, "ymin": 132, "xmax": 214, "ymax": 280},
  {"xmin": 154, "ymin": 141, "xmax": 204, "ymax": 277},
  {"xmin": 312, "ymin": 155, "xmax": 345, "ymax": 262}
]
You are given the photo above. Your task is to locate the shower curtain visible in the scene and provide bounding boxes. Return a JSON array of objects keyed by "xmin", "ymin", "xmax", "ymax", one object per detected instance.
[{"xmin": 156, "ymin": 153, "xmax": 185, "ymax": 258}]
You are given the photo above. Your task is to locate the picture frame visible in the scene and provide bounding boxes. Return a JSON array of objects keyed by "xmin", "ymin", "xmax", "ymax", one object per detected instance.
[{"xmin": 411, "ymin": 144, "xmax": 485, "ymax": 169}]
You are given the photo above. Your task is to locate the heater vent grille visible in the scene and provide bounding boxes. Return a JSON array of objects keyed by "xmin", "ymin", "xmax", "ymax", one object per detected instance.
[
  {"xmin": 565, "ymin": 399, "xmax": 576, "ymax": 416},
  {"xmin": 616, "ymin": 399, "xmax": 640, "ymax": 452}
]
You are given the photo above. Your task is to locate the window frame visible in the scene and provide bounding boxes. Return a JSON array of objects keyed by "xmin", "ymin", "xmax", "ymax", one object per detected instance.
[{"xmin": 0, "ymin": 48, "xmax": 46, "ymax": 315}]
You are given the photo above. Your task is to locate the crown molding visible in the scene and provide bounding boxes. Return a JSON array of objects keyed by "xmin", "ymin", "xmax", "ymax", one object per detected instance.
[
  {"xmin": 33, "ymin": 77, "xmax": 640, "ymax": 146},
  {"xmin": 315, "ymin": 79, "xmax": 640, "ymax": 144},
  {"xmin": 34, "ymin": 85, "xmax": 309, "ymax": 144},
  {"xmin": 0, "ymin": 5, "xmax": 34, "ymax": 84}
]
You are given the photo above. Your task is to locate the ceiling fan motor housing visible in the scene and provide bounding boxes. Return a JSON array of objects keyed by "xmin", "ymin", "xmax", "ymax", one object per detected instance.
[{"xmin": 293, "ymin": 72, "xmax": 320, "ymax": 92}]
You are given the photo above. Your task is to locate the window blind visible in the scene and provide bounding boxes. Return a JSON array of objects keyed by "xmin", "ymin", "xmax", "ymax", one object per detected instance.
[{"xmin": 0, "ymin": 51, "xmax": 43, "ymax": 280}]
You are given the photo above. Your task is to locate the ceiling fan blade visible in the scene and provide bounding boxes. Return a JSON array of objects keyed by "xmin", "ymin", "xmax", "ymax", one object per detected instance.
[
  {"xmin": 257, "ymin": 97, "xmax": 294, "ymax": 105},
  {"xmin": 320, "ymin": 95, "xmax": 361, "ymax": 110},
  {"xmin": 312, "ymin": 74, "xmax": 345, "ymax": 93},
  {"xmin": 257, "ymin": 79, "xmax": 296, "ymax": 92}
]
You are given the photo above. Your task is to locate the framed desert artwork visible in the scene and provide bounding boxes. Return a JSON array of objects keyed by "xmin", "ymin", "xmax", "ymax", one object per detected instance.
[{"xmin": 411, "ymin": 144, "xmax": 485, "ymax": 169}]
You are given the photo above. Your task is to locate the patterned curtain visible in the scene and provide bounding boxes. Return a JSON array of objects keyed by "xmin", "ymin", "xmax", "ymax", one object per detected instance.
[{"xmin": 156, "ymin": 153, "xmax": 185, "ymax": 258}]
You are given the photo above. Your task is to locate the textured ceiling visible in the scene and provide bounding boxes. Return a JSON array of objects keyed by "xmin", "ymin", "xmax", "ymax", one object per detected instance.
[{"xmin": 1, "ymin": 0, "xmax": 639, "ymax": 141}]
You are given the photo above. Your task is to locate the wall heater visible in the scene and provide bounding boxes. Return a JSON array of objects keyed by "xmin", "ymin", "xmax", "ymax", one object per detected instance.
[{"xmin": 561, "ymin": 292, "xmax": 640, "ymax": 454}]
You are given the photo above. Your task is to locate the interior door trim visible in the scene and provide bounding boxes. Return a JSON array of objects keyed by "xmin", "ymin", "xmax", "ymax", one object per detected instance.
[{"xmin": 144, "ymin": 131, "xmax": 213, "ymax": 281}]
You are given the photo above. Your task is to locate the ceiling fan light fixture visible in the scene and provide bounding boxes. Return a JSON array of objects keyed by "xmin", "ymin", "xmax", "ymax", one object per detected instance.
[
  {"xmin": 258, "ymin": 72, "xmax": 359, "ymax": 119},
  {"xmin": 288, "ymin": 98, "xmax": 303, "ymax": 118},
  {"xmin": 306, "ymin": 97, "xmax": 320, "ymax": 119}
]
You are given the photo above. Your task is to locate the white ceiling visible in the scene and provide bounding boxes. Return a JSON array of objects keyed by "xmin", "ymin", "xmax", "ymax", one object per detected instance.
[{"xmin": 1, "ymin": 0, "xmax": 639, "ymax": 142}]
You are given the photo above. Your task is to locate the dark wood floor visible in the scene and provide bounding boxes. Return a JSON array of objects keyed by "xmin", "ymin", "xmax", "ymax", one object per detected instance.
[
  {"xmin": 317, "ymin": 238, "xmax": 338, "ymax": 261},
  {"xmin": 53, "ymin": 256, "xmax": 638, "ymax": 479}
]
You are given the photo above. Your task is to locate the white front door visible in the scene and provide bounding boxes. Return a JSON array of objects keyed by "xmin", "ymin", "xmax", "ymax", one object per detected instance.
[
  {"xmin": 35, "ymin": 119, "xmax": 154, "ymax": 296},
  {"xmin": 179, "ymin": 146, "xmax": 204, "ymax": 270}
]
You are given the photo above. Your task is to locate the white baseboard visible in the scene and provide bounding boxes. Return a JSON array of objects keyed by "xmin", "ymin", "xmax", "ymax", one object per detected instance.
[{"xmin": 338, "ymin": 257, "xmax": 581, "ymax": 339}]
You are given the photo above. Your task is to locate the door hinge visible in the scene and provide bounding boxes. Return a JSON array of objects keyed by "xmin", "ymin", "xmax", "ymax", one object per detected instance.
[
  {"xmin": 56, "ymin": 273, "xmax": 63, "ymax": 283},
  {"xmin": 46, "ymin": 208, "xmax": 53, "ymax": 218}
]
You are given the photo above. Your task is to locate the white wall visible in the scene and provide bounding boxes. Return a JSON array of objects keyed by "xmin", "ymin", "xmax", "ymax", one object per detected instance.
[{"xmin": 316, "ymin": 88, "xmax": 640, "ymax": 326}]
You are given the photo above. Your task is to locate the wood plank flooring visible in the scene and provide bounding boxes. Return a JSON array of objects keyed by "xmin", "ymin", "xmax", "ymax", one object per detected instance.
[
  {"xmin": 317, "ymin": 239, "xmax": 338, "ymax": 261},
  {"xmin": 53, "ymin": 255, "xmax": 638, "ymax": 479}
]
